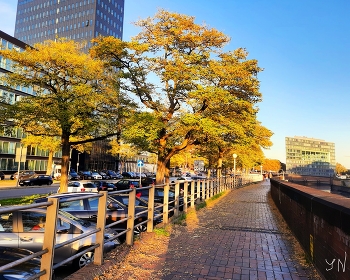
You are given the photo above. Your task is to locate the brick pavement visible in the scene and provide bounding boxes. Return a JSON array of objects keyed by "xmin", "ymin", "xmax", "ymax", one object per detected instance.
[{"xmin": 65, "ymin": 180, "xmax": 320, "ymax": 280}]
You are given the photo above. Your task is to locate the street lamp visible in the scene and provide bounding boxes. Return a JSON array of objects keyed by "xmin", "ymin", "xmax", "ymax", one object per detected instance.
[
  {"xmin": 77, "ymin": 152, "xmax": 81, "ymax": 173},
  {"xmin": 233, "ymin": 154, "xmax": 237, "ymax": 187}
]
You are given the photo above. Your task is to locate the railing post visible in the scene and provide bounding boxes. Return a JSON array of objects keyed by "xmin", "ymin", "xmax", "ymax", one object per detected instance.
[
  {"xmin": 206, "ymin": 179, "xmax": 210, "ymax": 200},
  {"xmin": 174, "ymin": 182, "xmax": 180, "ymax": 217},
  {"xmin": 126, "ymin": 188, "xmax": 136, "ymax": 245},
  {"xmin": 94, "ymin": 191, "xmax": 107, "ymax": 265},
  {"xmin": 40, "ymin": 197, "xmax": 59, "ymax": 280},
  {"xmin": 210, "ymin": 179, "xmax": 213, "ymax": 198},
  {"xmin": 183, "ymin": 181, "xmax": 188, "ymax": 212},
  {"xmin": 163, "ymin": 183, "xmax": 170, "ymax": 224},
  {"xmin": 190, "ymin": 181, "xmax": 195, "ymax": 208},
  {"xmin": 147, "ymin": 184, "xmax": 155, "ymax": 232}
]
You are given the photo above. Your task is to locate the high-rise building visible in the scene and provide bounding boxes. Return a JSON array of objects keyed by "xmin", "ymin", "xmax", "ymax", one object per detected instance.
[
  {"xmin": 14, "ymin": 0, "xmax": 124, "ymax": 51},
  {"xmin": 285, "ymin": 136, "xmax": 335, "ymax": 177},
  {"xmin": 13, "ymin": 0, "xmax": 125, "ymax": 172},
  {"xmin": 0, "ymin": 30, "xmax": 62, "ymax": 174}
]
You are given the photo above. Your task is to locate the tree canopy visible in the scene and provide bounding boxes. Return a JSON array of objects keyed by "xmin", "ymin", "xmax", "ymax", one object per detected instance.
[
  {"xmin": 91, "ymin": 9, "xmax": 272, "ymax": 183},
  {"xmin": 0, "ymin": 39, "xmax": 133, "ymax": 192}
]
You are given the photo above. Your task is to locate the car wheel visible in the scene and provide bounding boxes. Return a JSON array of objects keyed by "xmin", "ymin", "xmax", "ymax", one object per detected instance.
[
  {"xmin": 30, "ymin": 182, "xmax": 35, "ymax": 186},
  {"xmin": 48, "ymin": 181, "xmax": 53, "ymax": 185},
  {"xmin": 73, "ymin": 249, "xmax": 94, "ymax": 269},
  {"xmin": 134, "ymin": 221, "xmax": 147, "ymax": 235}
]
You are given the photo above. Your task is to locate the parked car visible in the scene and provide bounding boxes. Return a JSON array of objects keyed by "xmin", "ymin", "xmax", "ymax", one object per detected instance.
[
  {"xmin": 0, "ymin": 171, "xmax": 5, "ymax": 180},
  {"xmin": 57, "ymin": 181, "xmax": 98, "ymax": 193},
  {"xmin": 102, "ymin": 170, "xmax": 122, "ymax": 179},
  {"xmin": 69, "ymin": 171, "xmax": 81, "ymax": 181},
  {"xmin": 0, "ymin": 208, "xmax": 119, "ymax": 269},
  {"xmin": 19, "ymin": 175, "xmax": 53, "ymax": 186},
  {"xmin": 34, "ymin": 192, "xmax": 162, "ymax": 235},
  {"xmin": 114, "ymin": 179, "xmax": 141, "ymax": 190},
  {"xmin": 141, "ymin": 177, "xmax": 156, "ymax": 187},
  {"xmin": 91, "ymin": 172, "xmax": 102, "ymax": 180},
  {"xmin": 78, "ymin": 171, "xmax": 93, "ymax": 180},
  {"xmin": 99, "ymin": 171, "xmax": 110, "ymax": 180},
  {"xmin": 110, "ymin": 193, "xmax": 149, "ymax": 208},
  {"xmin": 0, "ymin": 247, "xmax": 44, "ymax": 279},
  {"xmin": 94, "ymin": 181, "xmax": 117, "ymax": 192},
  {"xmin": 10, "ymin": 171, "xmax": 37, "ymax": 180},
  {"xmin": 121, "ymin": 172, "xmax": 135, "ymax": 178}
]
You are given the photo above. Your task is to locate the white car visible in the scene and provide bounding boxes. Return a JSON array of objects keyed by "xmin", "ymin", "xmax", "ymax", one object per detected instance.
[
  {"xmin": 91, "ymin": 172, "xmax": 102, "ymax": 180},
  {"xmin": 57, "ymin": 181, "xmax": 98, "ymax": 193}
]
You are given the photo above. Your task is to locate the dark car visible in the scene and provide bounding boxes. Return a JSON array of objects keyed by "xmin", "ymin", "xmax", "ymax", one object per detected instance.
[
  {"xmin": 0, "ymin": 247, "xmax": 43, "ymax": 279},
  {"xmin": 102, "ymin": 170, "xmax": 122, "ymax": 180},
  {"xmin": 141, "ymin": 177, "xmax": 156, "ymax": 186},
  {"xmin": 94, "ymin": 181, "xmax": 117, "ymax": 192},
  {"xmin": 0, "ymin": 171, "xmax": 5, "ymax": 180},
  {"xmin": 114, "ymin": 179, "xmax": 141, "ymax": 190},
  {"xmin": 78, "ymin": 171, "xmax": 93, "ymax": 180},
  {"xmin": 19, "ymin": 175, "xmax": 53, "ymax": 186},
  {"xmin": 34, "ymin": 192, "xmax": 162, "ymax": 235},
  {"xmin": 110, "ymin": 193, "xmax": 149, "ymax": 208},
  {"xmin": 69, "ymin": 171, "xmax": 81, "ymax": 181},
  {"xmin": 99, "ymin": 171, "xmax": 110, "ymax": 180},
  {"xmin": 121, "ymin": 172, "xmax": 135, "ymax": 178}
]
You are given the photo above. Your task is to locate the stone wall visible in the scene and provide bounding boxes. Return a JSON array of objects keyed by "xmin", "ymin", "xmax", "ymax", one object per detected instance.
[{"xmin": 270, "ymin": 179, "xmax": 350, "ymax": 280}]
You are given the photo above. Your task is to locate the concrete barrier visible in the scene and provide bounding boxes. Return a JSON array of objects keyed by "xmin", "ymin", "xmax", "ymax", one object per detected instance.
[{"xmin": 270, "ymin": 178, "xmax": 350, "ymax": 280}]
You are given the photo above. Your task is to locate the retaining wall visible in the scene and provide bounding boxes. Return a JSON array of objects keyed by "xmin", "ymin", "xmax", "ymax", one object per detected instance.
[{"xmin": 270, "ymin": 179, "xmax": 350, "ymax": 280}]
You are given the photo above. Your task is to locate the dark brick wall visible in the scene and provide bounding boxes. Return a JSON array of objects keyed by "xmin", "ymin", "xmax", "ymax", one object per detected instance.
[{"xmin": 270, "ymin": 179, "xmax": 350, "ymax": 280}]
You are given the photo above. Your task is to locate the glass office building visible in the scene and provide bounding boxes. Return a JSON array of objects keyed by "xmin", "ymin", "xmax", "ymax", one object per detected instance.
[
  {"xmin": 14, "ymin": 0, "xmax": 124, "ymax": 51},
  {"xmin": 285, "ymin": 136, "xmax": 335, "ymax": 177},
  {"xmin": 0, "ymin": 30, "xmax": 62, "ymax": 173}
]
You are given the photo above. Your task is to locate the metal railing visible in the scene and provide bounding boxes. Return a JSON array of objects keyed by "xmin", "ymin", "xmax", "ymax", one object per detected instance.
[{"xmin": 0, "ymin": 174, "xmax": 262, "ymax": 279}]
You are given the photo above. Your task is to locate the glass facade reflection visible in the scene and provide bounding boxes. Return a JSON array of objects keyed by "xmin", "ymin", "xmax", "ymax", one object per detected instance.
[
  {"xmin": 285, "ymin": 136, "xmax": 335, "ymax": 177},
  {"xmin": 0, "ymin": 30, "xmax": 62, "ymax": 173}
]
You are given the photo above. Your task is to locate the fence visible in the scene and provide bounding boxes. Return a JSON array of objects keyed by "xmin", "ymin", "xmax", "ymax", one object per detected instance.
[{"xmin": 0, "ymin": 173, "xmax": 262, "ymax": 279}]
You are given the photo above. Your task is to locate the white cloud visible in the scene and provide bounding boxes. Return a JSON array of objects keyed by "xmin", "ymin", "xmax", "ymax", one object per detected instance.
[{"xmin": 0, "ymin": 1, "xmax": 16, "ymax": 36}]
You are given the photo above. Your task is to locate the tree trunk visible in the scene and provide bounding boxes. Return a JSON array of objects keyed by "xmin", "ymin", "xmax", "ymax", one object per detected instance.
[
  {"xmin": 46, "ymin": 151, "xmax": 54, "ymax": 175},
  {"xmin": 58, "ymin": 132, "xmax": 71, "ymax": 193},
  {"xmin": 155, "ymin": 154, "xmax": 172, "ymax": 185}
]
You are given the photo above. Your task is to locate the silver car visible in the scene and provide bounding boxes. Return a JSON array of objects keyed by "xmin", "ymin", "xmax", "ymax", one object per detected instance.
[{"xmin": 0, "ymin": 208, "xmax": 119, "ymax": 269}]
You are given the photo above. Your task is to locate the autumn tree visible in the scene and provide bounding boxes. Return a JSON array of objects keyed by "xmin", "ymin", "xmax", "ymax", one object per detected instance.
[
  {"xmin": 0, "ymin": 39, "xmax": 131, "ymax": 192},
  {"xmin": 91, "ymin": 10, "xmax": 271, "ymax": 184},
  {"xmin": 258, "ymin": 159, "xmax": 282, "ymax": 172},
  {"xmin": 335, "ymin": 162, "xmax": 348, "ymax": 174}
]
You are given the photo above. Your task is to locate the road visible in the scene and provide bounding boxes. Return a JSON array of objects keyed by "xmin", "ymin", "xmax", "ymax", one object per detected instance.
[{"xmin": 0, "ymin": 181, "xmax": 59, "ymax": 199}]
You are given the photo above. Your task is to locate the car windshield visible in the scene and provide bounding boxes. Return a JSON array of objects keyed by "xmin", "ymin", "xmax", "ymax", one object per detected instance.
[{"xmin": 58, "ymin": 209, "xmax": 91, "ymax": 227}]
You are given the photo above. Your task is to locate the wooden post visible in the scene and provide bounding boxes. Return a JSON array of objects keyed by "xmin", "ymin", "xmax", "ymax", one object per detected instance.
[
  {"xmin": 183, "ymin": 181, "xmax": 188, "ymax": 212},
  {"xmin": 94, "ymin": 192, "xmax": 107, "ymax": 265},
  {"xmin": 147, "ymin": 185, "xmax": 155, "ymax": 232},
  {"xmin": 174, "ymin": 182, "xmax": 180, "ymax": 217},
  {"xmin": 190, "ymin": 181, "xmax": 195, "ymax": 208},
  {"xmin": 126, "ymin": 188, "xmax": 136, "ymax": 245},
  {"xmin": 163, "ymin": 184, "xmax": 170, "ymax": 224}
]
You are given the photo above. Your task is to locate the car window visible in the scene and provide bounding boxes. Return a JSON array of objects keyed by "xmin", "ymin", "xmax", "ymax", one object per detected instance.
[
  {"xmin": 60, "ymin": 199, "xmax": 85, "ymax": 211},
  {"xmin": 21, "ymin": 212, "xmax": 46, "ymax": 232},
  {"xmin": 0, "ymin": 213, "xmax": 14, "ymax": 232},
  {"xmin": 88, "ymin": 197, "xmax": 99, "ymax": 210},
  {"xmin": 68, "ymin": 182, "xmax": 80, "ymax": 187},
  {"xmin": 83, "ymin": 183, "xmax": 97, "ymax": 188}
]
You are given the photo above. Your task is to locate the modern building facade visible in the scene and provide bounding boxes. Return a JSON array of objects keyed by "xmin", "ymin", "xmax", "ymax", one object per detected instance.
[
  {"xmin": 14, "ymin": 0, "xmax": 124, "ymax": 52},
  {"xmin": 0, "ymin": 30, "xmax": 62, "ymax": 174},
  {"xmin": 285, "ymin": 136, "xmax": 335, "ymax": 177},
  {"xmin": 13, "ymin": 0, "xmax": 125, "ymax": 172}
]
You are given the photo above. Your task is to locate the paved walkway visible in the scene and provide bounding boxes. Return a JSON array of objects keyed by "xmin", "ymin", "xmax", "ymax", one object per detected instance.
[
  {"xmin": 157, "ymin": 180, "xmax": 318, "ymax": 280},
  {"xmin": 66, "ymin": 180, "xmax": 320, "ymax": 280}
]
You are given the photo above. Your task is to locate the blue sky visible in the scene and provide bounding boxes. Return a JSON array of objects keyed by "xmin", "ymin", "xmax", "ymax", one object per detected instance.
[{"xmin": 1, "ymin": 0, "xmax": 350, "ymax": 167}]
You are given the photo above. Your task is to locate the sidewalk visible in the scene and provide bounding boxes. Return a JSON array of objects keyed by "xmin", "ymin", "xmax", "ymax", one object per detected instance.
[{"xmin": 67, "ymin": 180, "xmax": 321, "ymax": 280}]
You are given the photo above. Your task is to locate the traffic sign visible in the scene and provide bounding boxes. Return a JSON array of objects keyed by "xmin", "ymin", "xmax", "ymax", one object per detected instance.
[{"xmin": 137, "ymin": 160, "xmax": 144, "ymax": 167}]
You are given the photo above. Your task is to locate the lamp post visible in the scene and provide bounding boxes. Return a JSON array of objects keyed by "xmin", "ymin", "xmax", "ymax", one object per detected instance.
[
  {"xmin": 77, "ymin": 152, "xmax": 81, "ymax": 173},
  {"xmin": 233, "ymin": 154, "xmax": 237, "ymax": 187}
]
